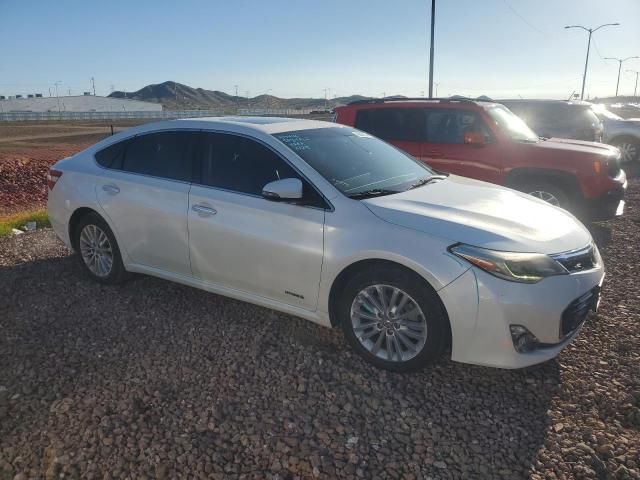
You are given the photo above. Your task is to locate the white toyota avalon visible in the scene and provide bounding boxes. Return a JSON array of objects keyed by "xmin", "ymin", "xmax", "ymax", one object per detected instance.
[{"xmin": 47, "ymin": 117, "xmax": 604, "ymax": 371}]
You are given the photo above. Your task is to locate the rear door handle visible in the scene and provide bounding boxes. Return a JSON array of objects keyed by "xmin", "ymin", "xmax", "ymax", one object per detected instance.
[
  {"xmin": 192, "ymin": 204, "xmax": 217, "ymax": 216},
  {"xmin": 102, "ymin": 184, "xmax": 120, "ymax": 195}
]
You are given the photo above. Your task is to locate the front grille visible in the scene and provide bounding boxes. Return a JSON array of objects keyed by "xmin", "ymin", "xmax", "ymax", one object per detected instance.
[
  {"xmin": 551, "ymin": 244, "xmax": 599, "ymax": 273},
  {"xmin": 561, "ymin": 287, "xmax": 598, "ymax": 337}
]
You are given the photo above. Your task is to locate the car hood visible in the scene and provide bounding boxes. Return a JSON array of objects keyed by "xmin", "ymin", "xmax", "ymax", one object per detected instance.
[
  {"xmin": 537, "ymin": 137, "xmax": 619, "ymax": 157},
  {"xmin": 363, "ymin": 175, "xmax": 592, "ymax": 255}
]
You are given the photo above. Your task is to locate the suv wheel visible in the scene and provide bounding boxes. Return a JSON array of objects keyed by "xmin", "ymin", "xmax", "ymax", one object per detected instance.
[
  {"xmin": 339, "ymin": 265, "xmax": 448, "ymax": 372},
  {"xmin": 612, "ymin": 137, "xmax": 639, "ymax": 163},
  {"xmin": 520, "ymin": 181, "xmax": 571, "ymax": 210},
  {"xmin": 75, "ymin": 213, "xmax": 129, "ymax": 284}
]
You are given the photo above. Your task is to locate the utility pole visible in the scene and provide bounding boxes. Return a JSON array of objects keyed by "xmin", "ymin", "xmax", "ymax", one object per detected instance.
[
  {"xmin": 627, "ymin": 69, "xmax": 640, "ymax": 97},
  {"xmin": 54, "ymin": 81, "xmax": 61, "ymax": 114},
  {"xmin": 435, "ymin": 83, "xmax": 440, "ymax": 97},
  {"xmin": 68, "ymin": 88, "xmax": 71, "ymax": 96},
  {"xmin": 564, "ymin": 23, "xmax": 620, "ymax": 100},
  {"xmin": 604, "ymin": 56, "xmax": 640, "ymax": 96},
  {"xmin": 246, "ymin": 91, "xmax": 250, "ymax": 109},
  {"xmin": 428, "ymin": 0, "xmax": 435, "ymax": 98},
  {"xmin": 234, "ymin": 84, "xmax": 239, "ymax": 112},
  {"xmin": 323, "ymin": 88, "xmax": 330, "ymax": 110},
  {"xmin": 48, "ymin": 87, "xmax": 52, "ymax": 97},
  {"xmin": 91, "ymin": 77, "xmax": 96, "ymax": 95}
]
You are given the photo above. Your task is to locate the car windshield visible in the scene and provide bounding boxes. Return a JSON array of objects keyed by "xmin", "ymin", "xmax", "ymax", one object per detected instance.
[
  {"xmin": 591, "ymin": 104, "xmax": 623, "ymax": 121},
  {"xmin": 273, "ymin": 127, "xmax": 434, "ymax": 197},
  {"xmin": 484, "ymin": 104, "xmax": 539, "ymax": 142}
]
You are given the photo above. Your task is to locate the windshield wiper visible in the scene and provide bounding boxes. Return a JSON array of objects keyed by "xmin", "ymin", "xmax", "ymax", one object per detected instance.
[
  {"xmin": 407, "ymin": 175, "xmax": 447, "ymax": 190},
  {"xmin": 347, "ymin": 189, "xmax": 399, "ymax": 199}
]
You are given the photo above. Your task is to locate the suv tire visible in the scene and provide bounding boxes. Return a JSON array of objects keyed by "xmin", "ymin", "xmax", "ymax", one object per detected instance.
[{"xmin": 518, "ymin": 180, "xmax": 572, "ymax": 210}]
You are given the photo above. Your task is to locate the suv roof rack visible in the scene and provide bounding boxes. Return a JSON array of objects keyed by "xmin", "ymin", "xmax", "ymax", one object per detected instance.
[{"xmin": 347, "ymin": 96, "xmax": 495, "ymax": 106}]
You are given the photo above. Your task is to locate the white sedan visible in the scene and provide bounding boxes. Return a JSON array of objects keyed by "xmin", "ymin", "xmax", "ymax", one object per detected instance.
[{"xmin": 47, "ymin": 117, "xmax": 604, "ymax": 371}]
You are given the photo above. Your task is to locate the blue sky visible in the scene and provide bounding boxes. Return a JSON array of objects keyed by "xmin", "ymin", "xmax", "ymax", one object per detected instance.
[{"xmin": 1, "ymin": 0, "xmax": 639, "ymax": 99}]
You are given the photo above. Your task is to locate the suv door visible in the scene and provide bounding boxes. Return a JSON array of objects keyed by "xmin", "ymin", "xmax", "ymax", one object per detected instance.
[
  {"xmin": 188, "ymin": 132, "xmax": 326, "ymax": 310},
  {"xmin": 354, "ymin": 107, "xmax": 426, "ymax": 159},
  {"xmin": 95, "ymin": 130, "xmax": 196, "ymax": 276},
  {"xmin": 423, "ymin": 108, "xmax": 502, "ymax": 183}
]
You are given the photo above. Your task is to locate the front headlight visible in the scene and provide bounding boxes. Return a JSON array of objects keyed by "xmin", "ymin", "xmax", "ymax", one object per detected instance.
[{"xmin": 449, "ymin": 244, "xmax": 569, "ymax": 283}]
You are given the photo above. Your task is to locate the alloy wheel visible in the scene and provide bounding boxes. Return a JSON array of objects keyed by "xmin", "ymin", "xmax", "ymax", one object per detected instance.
[
  {"xmin": 528, "ymin": 190, "xmax": 560, "ymax": 206},
  {"xmin": 79, "ymin": 224, "xmax": 113, "ymax": 277},
  {"xmin": 617, "ymin": 142, "xmax": 637, "ymax": 163},
  {"xmin": 350, "ymin": 284, "xmax": 427, "ymax": 362}
]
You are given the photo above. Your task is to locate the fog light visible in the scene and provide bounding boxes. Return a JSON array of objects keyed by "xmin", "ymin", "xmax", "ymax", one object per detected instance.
[{"xmin": 509, "ymin": 325, "xmax": 539, "ymax": 353}]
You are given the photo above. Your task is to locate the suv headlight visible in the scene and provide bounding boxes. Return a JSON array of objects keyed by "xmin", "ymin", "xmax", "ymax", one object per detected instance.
[{"xmin": 449, "ymin": 244, "xmax": 568, "ymax": 283}]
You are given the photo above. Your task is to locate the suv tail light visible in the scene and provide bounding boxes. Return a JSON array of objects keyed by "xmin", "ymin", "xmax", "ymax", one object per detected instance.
[{"xmin": 47, "ymin": 169, "xmax": 63, "ymax": 190}]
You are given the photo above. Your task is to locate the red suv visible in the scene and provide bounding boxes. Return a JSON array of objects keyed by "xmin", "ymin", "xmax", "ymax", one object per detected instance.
[{"xmin": 335, "ymin": 98, "xmax": 627, "ymax": 219}]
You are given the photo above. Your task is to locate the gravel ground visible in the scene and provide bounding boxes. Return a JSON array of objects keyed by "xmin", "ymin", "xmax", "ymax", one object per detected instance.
[{"xmin": 1, "ymin": 172, "xmax": 639, "ymax": 479}]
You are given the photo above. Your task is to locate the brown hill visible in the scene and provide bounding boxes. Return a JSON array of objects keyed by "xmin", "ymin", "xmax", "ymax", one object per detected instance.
[{"xmin": 108, "ymin": 81, "xmax": 372, "ymax": 110}]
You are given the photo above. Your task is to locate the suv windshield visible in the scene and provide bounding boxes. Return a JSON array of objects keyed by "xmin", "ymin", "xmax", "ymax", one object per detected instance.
[
  {"xmin": 274, "ymin": 127, "xmax": 434, "ymax": 197},
  {"xmin": 484, "ymin": 104, "xmax": 539, "ymax": 142}
]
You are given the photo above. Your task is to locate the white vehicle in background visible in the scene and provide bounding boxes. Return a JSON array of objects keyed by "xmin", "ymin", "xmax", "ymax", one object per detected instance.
[
  {"xmin": 592, "ymin": 104, "xmax": 640, "ymax": 163},
  {"xmin": 47, "ymin": 117, "xmax": 604, "ymax": 371}
]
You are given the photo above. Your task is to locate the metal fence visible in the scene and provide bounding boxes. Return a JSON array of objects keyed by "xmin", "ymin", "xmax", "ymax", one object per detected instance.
[{"xmin": 0, "ymin": 108, "xmax": 314, "ymax": 122}]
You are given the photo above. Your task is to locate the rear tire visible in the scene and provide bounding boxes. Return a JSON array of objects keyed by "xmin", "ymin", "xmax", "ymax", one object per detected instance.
[
  {"xmin": 338, "ymin": 265, "xmax": 448, "ymax": 372},
  {"xmin": 74, "ymin": 213, "xmax": 129, "ymax": 284}
]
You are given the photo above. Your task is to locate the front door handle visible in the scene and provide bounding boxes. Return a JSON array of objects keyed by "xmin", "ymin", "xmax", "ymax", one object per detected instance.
[
  {"xmin": 192, "ymin": 204, "xmax": 217, "ymax": 216},
  {"xmin": 102, "ymin": 184, "xmax": 120, "ymax": 195}
]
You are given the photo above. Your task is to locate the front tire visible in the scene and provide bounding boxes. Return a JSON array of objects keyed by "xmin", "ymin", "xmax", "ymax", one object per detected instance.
[
  {"xmin": 611, "ymin": 137, "xmax": 639, "ymax": 163},
  {"xmin": 519, "ymin": 180, "xmax": 572, "ymax": 210},
  {"xmin": 74, "ymin": 213, "xmax": 129, "ymax": 284},
  {"xmin": 338, "ymin": 265, "xmax": 449, "ymax": 372}
]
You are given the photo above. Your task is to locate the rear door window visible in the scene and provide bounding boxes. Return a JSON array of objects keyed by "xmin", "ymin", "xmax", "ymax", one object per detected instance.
[
  {"xmin": 355, "ymin": 108, "xmax": 426, "ymax": 141},
  {"xmin": 426, "ymin": 109, "xmax": 491, "ymax": 144},
  {"xmin": 122, "ymin": 131, "xmax": 196, "ymax": 182}
]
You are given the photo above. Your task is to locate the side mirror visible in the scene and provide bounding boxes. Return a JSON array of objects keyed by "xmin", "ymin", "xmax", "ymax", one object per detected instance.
[
  {"xmin": 463, "ymin": 131, "xmax": 485, "ymax": 146},
  {"xmin": 262, "ymin": 178, "xmax": 303, "ymax": 201}
]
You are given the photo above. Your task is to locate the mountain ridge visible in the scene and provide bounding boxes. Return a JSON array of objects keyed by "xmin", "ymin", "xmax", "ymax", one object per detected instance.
[{"xmin": 108, "ymin": 81, "xmax": 373, "ymax": 110}]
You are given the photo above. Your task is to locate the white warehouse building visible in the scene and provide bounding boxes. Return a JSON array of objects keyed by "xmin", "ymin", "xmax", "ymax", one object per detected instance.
[{"xmin": 0, "ymin": 95, "xmax": 162, "ymax": 113}]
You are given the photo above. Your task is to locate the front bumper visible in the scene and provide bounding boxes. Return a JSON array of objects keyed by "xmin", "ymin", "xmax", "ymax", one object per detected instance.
[
  {"xmin": 438, "ymin": 265, "xmax": 604, "ymax": 369},
  {"xmin": 586, "ymin": 175, "xmax": 627, "ymax": 220}
]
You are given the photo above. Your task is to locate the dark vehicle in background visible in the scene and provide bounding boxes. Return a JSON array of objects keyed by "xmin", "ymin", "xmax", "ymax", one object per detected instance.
[
  {"xmin": 335, "ymin": 98, "xmax": 626, "ymax": 219},
  {"xmin": 499, "ymin": 100, "xmax": 604, "ymax": 143},
  {"xmin": 592, "ymin": 104, "xmax": 640, "ymax": 163}
]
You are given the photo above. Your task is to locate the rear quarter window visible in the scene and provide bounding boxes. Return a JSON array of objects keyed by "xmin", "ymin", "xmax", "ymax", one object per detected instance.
[
  {"xmin": 355, "ymin": 108, "xmax": 426, "ymax": 142},
  {"xmin": 95, "ymin": 140, "xmax": 129, "ymax": 169}
]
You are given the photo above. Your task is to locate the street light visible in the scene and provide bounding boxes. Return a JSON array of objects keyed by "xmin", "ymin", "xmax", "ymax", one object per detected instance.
[
  {"xmin": 604, "ymin": 56, "xmax": 640, "ymax": 96},
  {"xmin": 564, "ymin": 23, "xmax": 620, "ymax": 100},
  {"xmin": 428, "ymin": 0, "xmax": 435, "ymax": 98},
  {"xmin": 627, "ymin": 69, "xmax": 640, "ymax": 97}
]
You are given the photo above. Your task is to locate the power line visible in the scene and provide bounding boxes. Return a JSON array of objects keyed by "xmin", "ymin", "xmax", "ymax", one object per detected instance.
[{"xmin": 502, "ymin": 0, "xmax": 546, "ymax": 35}]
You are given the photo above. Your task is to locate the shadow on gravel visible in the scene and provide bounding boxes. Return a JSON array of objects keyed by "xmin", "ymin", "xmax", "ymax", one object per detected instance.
[{"xmin": 0, "ymin": 250, "xmax": 562, "ymax": 479}]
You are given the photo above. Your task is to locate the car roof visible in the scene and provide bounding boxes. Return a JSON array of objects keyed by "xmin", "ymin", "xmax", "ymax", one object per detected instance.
[
  {"xmin": 176, "ymin": 116, "xmax": 339, "ymax": 134},
  {"xmin": 499, "ymin": 99, "xmax": 593, "ymax": 107},
  {"xmin": 340, "ymin": 97, "xmax": 501, "ymax": 109}
]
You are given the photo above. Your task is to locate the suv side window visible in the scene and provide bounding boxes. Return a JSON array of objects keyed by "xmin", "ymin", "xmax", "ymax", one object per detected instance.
[
  {"xmin": 426, "ymin": 109, "xmax": 491, "ymax": 144},
  {"xmin": 355, "ymin": 108, "xmax": 426, "ymax": 141},
  {"xmin": 200, "ymin": 133, "xmax": 326, "ymax": 208},
  {"xmin": 121, "ymin": 131, "xmax": 196, "ymax": 182}
]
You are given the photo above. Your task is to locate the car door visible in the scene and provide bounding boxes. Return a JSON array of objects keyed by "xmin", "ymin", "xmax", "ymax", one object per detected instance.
[
  {"xmin": 95, "ymin": 130, "xmax": 197, "ymax": 276},
  {"xmin": 188, "ymin": 132, "xmax": 326, "ymax": 310},
  {"xmin": 353, "ymin": 107, "xmax": 426, "ymax": 159},
  {"xmin": 422, "ymin": 108, "xmax": 502, "ymax": 183}
]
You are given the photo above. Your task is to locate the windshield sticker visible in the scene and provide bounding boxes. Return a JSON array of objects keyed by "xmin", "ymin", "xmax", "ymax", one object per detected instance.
[{"xmin": 277, "ymin": 134, "xmax": 311, "ymax": 151}]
